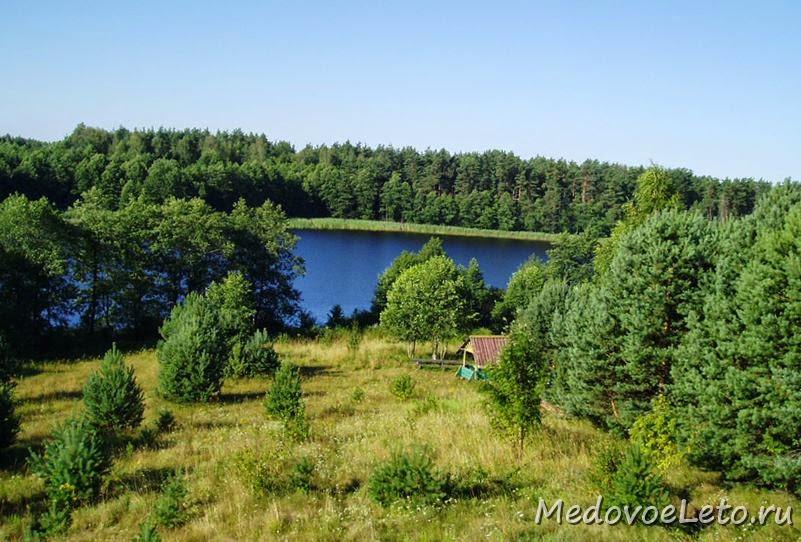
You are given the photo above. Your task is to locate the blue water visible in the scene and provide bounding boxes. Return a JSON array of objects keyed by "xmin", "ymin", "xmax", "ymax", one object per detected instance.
[{"xmin": 292, "ymin": 229, "xmax": 550, "ymax": 322}]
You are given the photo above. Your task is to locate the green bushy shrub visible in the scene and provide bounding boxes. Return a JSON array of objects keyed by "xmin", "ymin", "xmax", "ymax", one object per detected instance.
[
  {"xmin": 82, "ymin": 344, "xmax": 144, "ymax": 434},
  {"xmin": 390, "ymin": 374, "xmax": 415, "ymax": 400},
  {"xmin": 28, "ymin": 418, "xmax": 113, "ymax": 535},
  {"xmin": 604, "ymin": 444, "xmax": 671, "ymax": 510},
  {"xmin": 157, "ymin": 292, "xmax": 228, "ymax": 402},
  {"xmin": 265, "ymin": 361, "xmax": 309, "ymax": 440},
  {"xmin": 265, "ymin": 361, "xmax": 304, "ymax": 420},
  {"xmin": 0, "ymin": 382, "xmax": 20, "ymax": 450},
  {"xmin": 368, "ymin": 446, "xmax": 448, "ymax": 507},
  {"xmin": 628, "ymin": 395, "xmax": 684, "ymax": 473},
  {"xmin": 155, "ymin": 409, "xmax": 175, "ymax": 433},
  {"xmin": 289, "ymin": 457, "xmax": 315, "ymax": 493},
  {"xmin": 152, "ymin": 472, "xmax": 189, "ymax": 528},
  {"xmin": 226, "ymin": 329, "xmax": 280, "ymax": 378}
]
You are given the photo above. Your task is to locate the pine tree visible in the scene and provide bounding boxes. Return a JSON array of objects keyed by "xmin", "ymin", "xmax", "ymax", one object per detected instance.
[
  {"xmin": 157, "ymin": 292, "xmax": 228, "ymax": 402},
  {"xmin": 83, "ymin": 344, "xmax": 144, "ymax": 434}
]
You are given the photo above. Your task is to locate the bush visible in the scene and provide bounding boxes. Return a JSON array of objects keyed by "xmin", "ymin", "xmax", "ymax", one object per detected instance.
[
  {"xmin": 368, "ymin": 446, "xmax": 448, "ymax": 507},
  {"xmin": 628, "ymin": 395, "xmax": 684, "ymax": 473},
  {"xmin": 28, "ymin": 418, "xmax": 112, "ymax": 535},
  {"xmin": 604, "ymin": 444, "xmax": 671, "ymax": 510},
  {"xmin": 351, "ymin": 387, "xmax": 365, "ymax": 403},
  {"xmin": 289, "ymin": 457, "xmax": 315, "ymax": 493},
  {"xmin": 152, "ymin": 472, "xmax": 189, "ymax": 528},
  {"xmin": 226, "ymin": 329, "xmax": 280, "ymax": 378},
  {"xmin": 155, "ymin": 409, "xmax": 176, "ymax": 433},
  {"xmin": 157, "ymin": 292, "xmax": 228, "ymax": 402},
  {"xmin": 0, "ymin": 382, "xmax": 20, "ymax": 450},
  {"xmin": 82, "ymin": 344, "xmax": 145, "ymax": 434},
  {"xmin": 390, "ymin": 374, "xmax": 415, "ymax": 400},
  {"xmin": 265, "ymin": 361, "xmax": 304, "ymax": 420}
]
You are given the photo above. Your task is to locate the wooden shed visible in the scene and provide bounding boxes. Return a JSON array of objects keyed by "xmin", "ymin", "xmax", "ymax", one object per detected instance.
[{"xmin": 457, "ymin": 335, "xmax": 509, "ymax": 380}]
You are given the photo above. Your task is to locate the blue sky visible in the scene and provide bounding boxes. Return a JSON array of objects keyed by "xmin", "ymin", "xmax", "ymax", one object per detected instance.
[{"xmin": 2, "ymin": 1, "xmax": 799, "ymax": 181}]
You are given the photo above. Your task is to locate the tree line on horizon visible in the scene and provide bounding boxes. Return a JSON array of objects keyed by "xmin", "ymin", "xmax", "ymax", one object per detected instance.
[{"xmin": 0, "ymin": 124, "xmax": 772, "ymax": 235}]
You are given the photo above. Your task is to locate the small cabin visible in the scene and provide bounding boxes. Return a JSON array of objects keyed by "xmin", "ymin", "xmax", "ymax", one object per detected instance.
[{"xmin": 457, "ymin": 335, "xmax": 509, "ymax": 380}]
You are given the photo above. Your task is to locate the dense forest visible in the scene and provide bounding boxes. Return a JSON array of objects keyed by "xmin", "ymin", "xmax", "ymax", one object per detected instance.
[{"xmin": 0, "ymin": 124, "xmax": 771, "ymax": 235}]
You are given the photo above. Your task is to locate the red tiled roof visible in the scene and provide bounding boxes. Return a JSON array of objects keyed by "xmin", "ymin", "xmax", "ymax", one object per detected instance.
[{"xmin": 467, "ymin": 335, "xmax": 509, "ymax": 367}]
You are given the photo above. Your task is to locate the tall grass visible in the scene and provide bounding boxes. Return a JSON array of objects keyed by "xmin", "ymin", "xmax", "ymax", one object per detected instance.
[
  {"xmin": 287, "ymin": 218, "xmax": 560, "ymax": 243},
  {"xmin": 0, "ymin": 337, "xmax": 799, "ymax": 541}
]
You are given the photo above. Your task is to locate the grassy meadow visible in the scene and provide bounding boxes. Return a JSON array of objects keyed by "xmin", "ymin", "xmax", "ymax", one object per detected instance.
[{"xmin": 1, "ymin": 333, "xmax": 799, "ymax": 541}]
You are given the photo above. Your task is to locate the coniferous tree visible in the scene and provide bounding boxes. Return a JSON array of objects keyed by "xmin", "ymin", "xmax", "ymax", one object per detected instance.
[
  {"xmin": 157, "ymin": 292, "xmax": 228, "ymax": 402},
  {"xmin": 82, "ymin": 344, "xmax": 145, "ymax": 434}
]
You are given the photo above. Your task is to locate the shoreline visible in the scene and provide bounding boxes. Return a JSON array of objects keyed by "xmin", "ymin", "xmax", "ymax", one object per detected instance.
[{"xmin": 287, "ymin": 218, "xmax": 559, "ymax": 243}]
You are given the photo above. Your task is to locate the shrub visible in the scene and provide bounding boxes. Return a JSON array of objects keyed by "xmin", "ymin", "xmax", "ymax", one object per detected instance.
[
  {"xmin": 628, "ymin": 395, "xmax": 684, "ymax": 473},
  {"xmin": 157, "ymin": 292, "xmax": 228, "ymax": 402},
  {"xmin": 368, "ymin": 446, "xmax": 448, "ymax": 507},
  {"xmin": 28, "ymin": 418, "xmax": 112, "ymax": 534},
  {"xmin": 0, "ymin": 382, "xmax": 20, "ymax": 450},
  {"xmin": 155, "ymin": 409, "xmax": 176, "ymax": 433},
  {"xmin": 82, "ymin": 344, "xmax": 145, "ymax": 434},
  {"xmin": 226, "ymin": 329, "xmax": 280, "ymax": 378},
  {"xmin": 132, "ymin": 521, "xmax": 161, "ymax": 542},
  {"xmin": 265, "ymin": 361, "xmax": 304, "ymax": 420},
  {"xmin": 152, "ymin": 472, "xmax": 189, "ymax": 528},
  {"xmin": 604, "ymin": 444, "xmax": 671, "ymax": 510},
  {"xmin": 390, "ymin": 374, "xmax": 415, "ymax": 400},
  {"xmin": 289, "ymin": 457, "xmax": 315, "ymax": 493},
  {"xmin": 351, "ymin": 387, "xmax": 365, "ymax": 403}
]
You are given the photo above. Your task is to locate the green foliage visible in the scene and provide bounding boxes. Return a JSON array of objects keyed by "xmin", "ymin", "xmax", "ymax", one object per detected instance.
[
  {"xmin": 557, "ymin": 209, "xmax": 717, "ymax": 432},
  {"xmin": 672, "ymin": 202, "xmax": 801, "ymax": 492},
  {"xmin": 206, "ymin": 271, "xmax": 256, "ymax": 350},
  {"xmin": 544, "ymin": 230, "xmax": 598, "ymax": 285},
  {"xmin": 0, "ymin": 194, "xmax": 70, "ymax": 347},
  {"xmin": 481, "ymin": 326, "xmax": 546, "ymax": 457},
  {"xmin": 155, "ymin": 409, "xmax": 176, "ymax": 433},
  {"xmin": 491, "ymin": 259, "xmax": 545, "ymax": 329},
  {"xmin": 595, "ymin": 166, "xmax": 682, "ymax": 274},
  {"xmin": 380, "ymin": 255, "xmax": 467, "ymax": 358},
  {"xmin": 157, "ymin": 292, "xmax": 228, "ymax": 402},
  {"xmin": 82, "ymin": 344, "xmax": 144, "ymax": 434},
  {"xmin": 265, "ymin": 361, "xmax": 308, "ymax": 439},
  {"xmin": 372, "ymin": 237, "xmax": 445, "ymax": 314},
  {"xmin": 628, "ymin": 395, "xmax": 684, "ymax": 473},
  {"xmin": 368, "ymin": 446, "xmax": 448, "ymax": 507},
  {"xmin": 390, "ymin": 374, "xmax": 416, "ymax": 400},
  {"xmin": 0, "ymin": 382, "xmax": 20, "ymax": 450},
  {"xmin": 28, "ymin": 417, "xmax": 113, "ymax": 535},
  {"xmin": 227, "ymin": 329, "xmax": 280, "ymax": 378},
  {"xmin": 29, "ymin": 417, "xmax": 112, "ymax": 504},
  {"xmin": 603, "ymin": 444, "xmax": 671, "ymax": 511},
  {"xmin": 152, "ymin": 472, "xmax": 189, "ymax": 528},
  {"xmin": 265, "ymin": 361, "xmax": 304, "ymax": 420},
  {"xmin": 132, "ymin": 521, "xmax": 161, "ymax": 542},
  {"xmin": 350, "ymin": 387, "xmax": 365, "ymax": 403},
  {"xmin": 289, "ymin": 457, "xmax": 315, "ymax": 493},
  {"xmin": 233, "ymin": 446, "xmax": 315, "ymax": 496}
]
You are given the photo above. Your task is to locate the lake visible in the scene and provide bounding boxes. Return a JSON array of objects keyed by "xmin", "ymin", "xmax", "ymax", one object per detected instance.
[{"xmin": 292, "ymin": 229, "xmax": 550, "ymax": 322}]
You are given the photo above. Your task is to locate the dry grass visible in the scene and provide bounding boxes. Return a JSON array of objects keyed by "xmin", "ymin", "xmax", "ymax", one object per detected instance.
[{"xmin": 1, "ymin": 335, "xmax": 799, "ymax": 541}]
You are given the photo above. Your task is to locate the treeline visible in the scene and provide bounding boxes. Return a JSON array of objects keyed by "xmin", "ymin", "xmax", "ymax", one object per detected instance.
[
  {"xmin": 0, "ymin": 192, "xmax": 301, "ymax": 355},
  {"xmin": 1, "ymin": 124, "xmax": 771, "ymax": 234}
]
